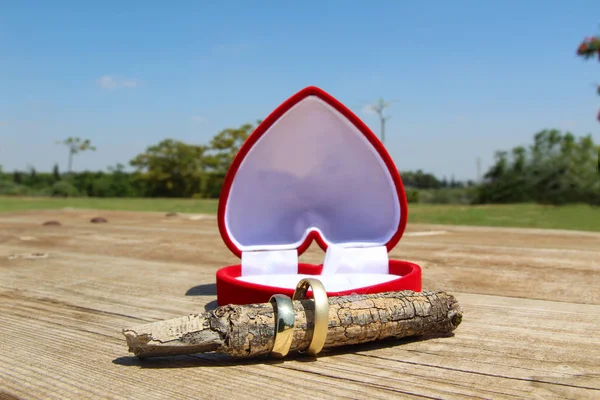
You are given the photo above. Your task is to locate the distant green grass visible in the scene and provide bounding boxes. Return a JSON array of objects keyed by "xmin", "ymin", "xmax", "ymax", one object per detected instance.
[
  {"xmin": 0, "ymin": 196, "xmax": 219, "ymax": 214},
  {"xmin": 407, "ymin": 203, "xmax": 600, "ymax": 232},
  {"xmin": 0, "ymin": 196, "xmax": 599, "ymax": 232}
]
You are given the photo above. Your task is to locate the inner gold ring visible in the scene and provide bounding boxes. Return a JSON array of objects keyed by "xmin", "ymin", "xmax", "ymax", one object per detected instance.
[
  {"xmin": 269, "ymin": 294, "xmax": 295, "ymax": 358},
  {"xmin": 292, "ymin": 278, "xmax": 329, "ymax": 356}
]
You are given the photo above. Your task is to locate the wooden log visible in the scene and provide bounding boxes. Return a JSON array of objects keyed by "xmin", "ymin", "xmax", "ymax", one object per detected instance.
[{"xmin": 122, "ymin": 290, "xmax": 462, "ymax": 359}]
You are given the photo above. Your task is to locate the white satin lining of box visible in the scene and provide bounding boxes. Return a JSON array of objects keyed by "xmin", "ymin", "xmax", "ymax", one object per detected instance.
[{"xmin": 238, "ymin": 245, "xmax": 398, "ymax": 292}]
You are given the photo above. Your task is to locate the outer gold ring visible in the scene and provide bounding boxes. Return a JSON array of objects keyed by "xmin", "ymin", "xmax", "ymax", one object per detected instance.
[
  {"xmin": 292, "ymin": 278, "xmax": 329, "ymax": 356},
  {"xmin": 269, "ymin": 294, "xmax": 295, "ymax": 358}
]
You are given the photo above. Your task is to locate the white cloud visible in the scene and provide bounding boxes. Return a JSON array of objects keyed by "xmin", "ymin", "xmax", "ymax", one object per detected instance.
[
  {"xmin": 191, "ymin": 115, "xmax": 206, "ymax": 123},
  {"xmin": 362, "ymin": 104, "xmax": 376, "ymax": 115},
  {"xmin": 97, "ymin": 75, "xmax": 141, "ymax": 90},
  {"xmin": 215, "ymin": 41, "xmax": 252, "ymax": 56}
]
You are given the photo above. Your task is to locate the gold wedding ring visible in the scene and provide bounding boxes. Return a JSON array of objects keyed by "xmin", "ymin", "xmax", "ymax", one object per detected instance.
[
  {"xmin": 269, "ymin": 294, "xmax": 295, "ymax": 358},
  {"xmin": 292, "ymin": 278, "xmax": 329, "ymax": 356}
]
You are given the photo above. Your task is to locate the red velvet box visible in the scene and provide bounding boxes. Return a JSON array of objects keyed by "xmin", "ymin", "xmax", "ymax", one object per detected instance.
[{"xmin": 215, "ymin": 86, "xmax": 422, "ymax": 306}]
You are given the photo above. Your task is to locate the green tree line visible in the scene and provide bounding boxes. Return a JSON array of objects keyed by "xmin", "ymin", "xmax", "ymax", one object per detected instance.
[
  {"xmin": 475, "ymin": 129, "xmax": 599, "ymax": 205},
  {"xmin": 0, "ymin": 125, "xmax": 598, "ymax": 206}
]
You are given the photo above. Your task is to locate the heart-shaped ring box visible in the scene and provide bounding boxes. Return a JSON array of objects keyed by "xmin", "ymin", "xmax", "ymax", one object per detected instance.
[{"xmin": 215, "ymin": 86, "xmax": 422, "ymax": 306}]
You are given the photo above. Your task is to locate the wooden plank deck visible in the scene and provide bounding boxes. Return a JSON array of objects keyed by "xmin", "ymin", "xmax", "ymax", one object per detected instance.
[{"xmin": 0, "ymin": 209, "xmax": 599, "ymax": 399}]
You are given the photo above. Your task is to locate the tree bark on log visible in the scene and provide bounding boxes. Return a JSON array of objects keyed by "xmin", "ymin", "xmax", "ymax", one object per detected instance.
[{"xmin": 123, "ymin": 290, "xmax": 462, "ymax": 359}]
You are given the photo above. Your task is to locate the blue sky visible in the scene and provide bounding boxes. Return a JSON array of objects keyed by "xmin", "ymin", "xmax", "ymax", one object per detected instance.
[{"xmin": 1, "ymin": 0, "xmax": 599, "ymax": 180}]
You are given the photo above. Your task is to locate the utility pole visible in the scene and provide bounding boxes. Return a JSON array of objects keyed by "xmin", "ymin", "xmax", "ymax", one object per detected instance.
[
  {"xmin": 476, "ymin": 157, "xmax": 482, "ymax": 183},
  {"xmin": 367, "ymin": 98, "xmax": 392, "ymax": 145}
]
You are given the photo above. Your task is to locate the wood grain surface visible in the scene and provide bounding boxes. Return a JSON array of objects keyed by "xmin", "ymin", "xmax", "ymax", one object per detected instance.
[{"xmin": 0, "ymin": 209, "xmax": 599, "ymax": 399}]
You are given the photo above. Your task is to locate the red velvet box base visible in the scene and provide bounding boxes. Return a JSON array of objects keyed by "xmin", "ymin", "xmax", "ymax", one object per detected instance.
[{"xmin": 216, "ymin": 260, "xmax": 422, "ymax": 306}]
